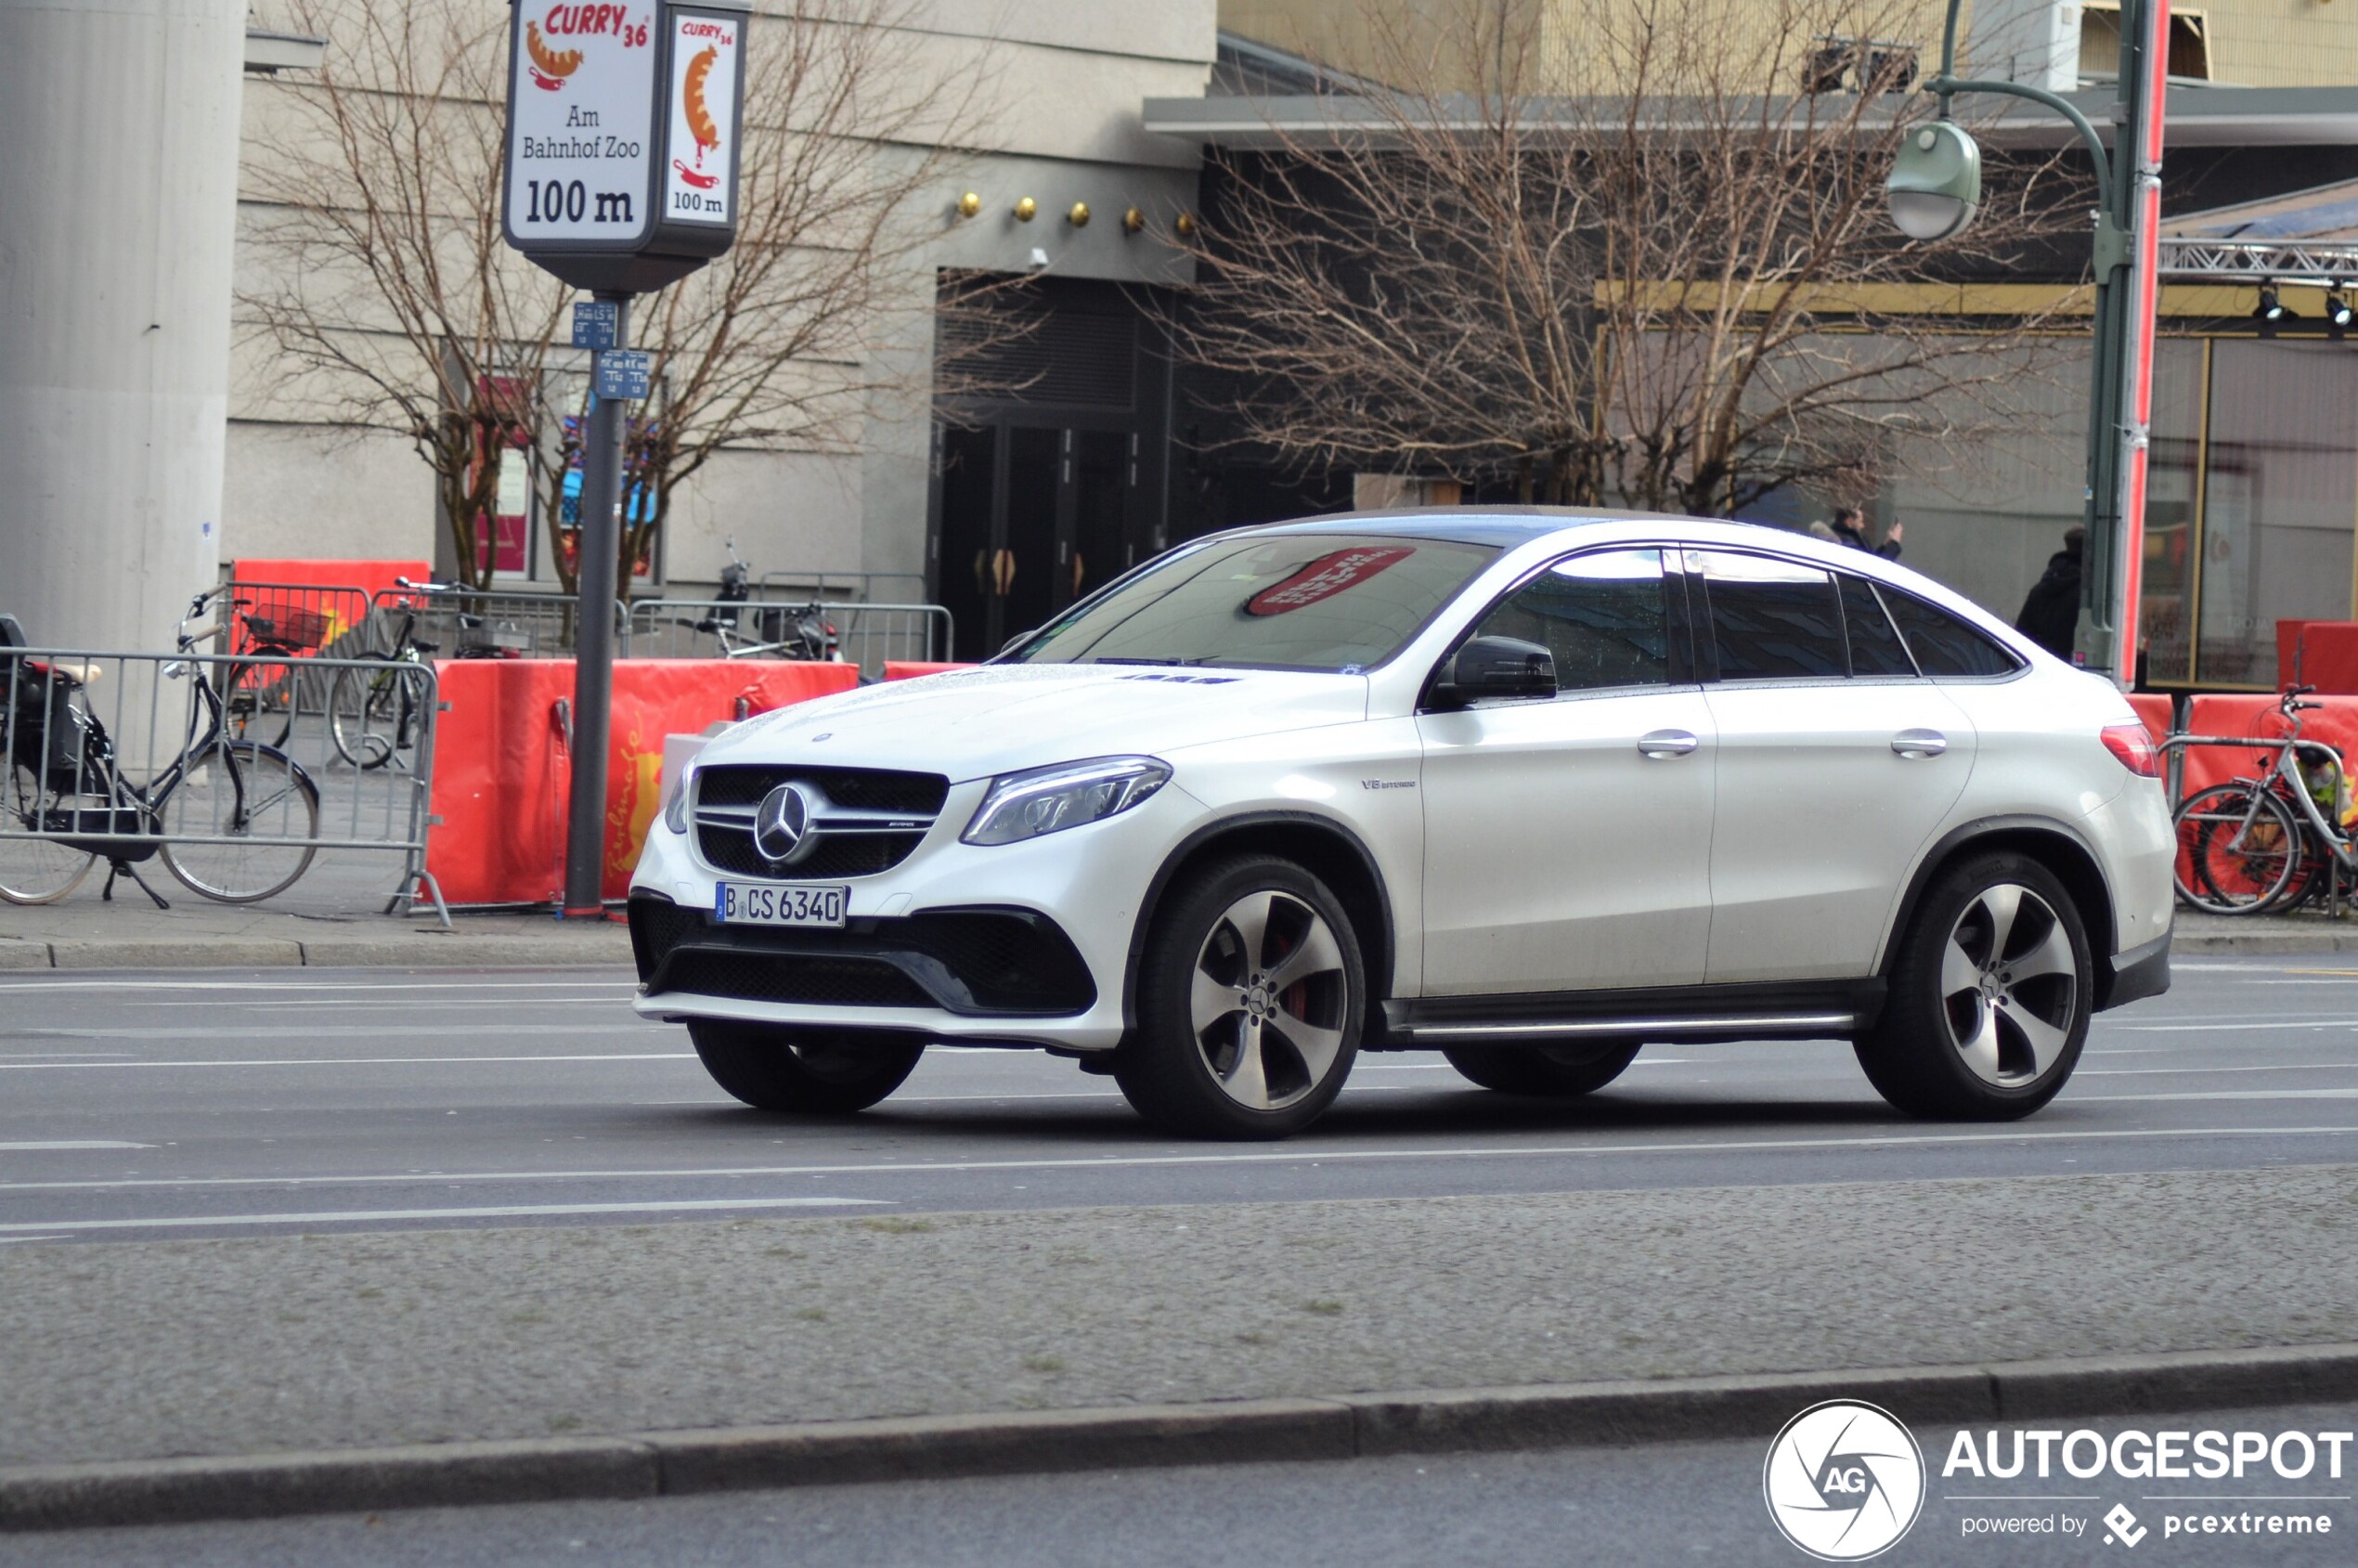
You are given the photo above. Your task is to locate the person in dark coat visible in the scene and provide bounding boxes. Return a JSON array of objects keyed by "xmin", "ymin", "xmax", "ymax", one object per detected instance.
[
  {"xmin": 1831, "ymin": 507, "xmax": 1902, "ymax": 559},
  {"xmin": 2015, "ymin": 525, "xmax": 2084, "ymax": 660}
]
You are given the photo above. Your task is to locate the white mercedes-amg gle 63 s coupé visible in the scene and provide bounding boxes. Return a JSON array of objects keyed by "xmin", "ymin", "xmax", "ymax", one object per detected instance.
[{"xmin": 628, "ymin": 512, "xmax": 2172, "ymax": 1139}]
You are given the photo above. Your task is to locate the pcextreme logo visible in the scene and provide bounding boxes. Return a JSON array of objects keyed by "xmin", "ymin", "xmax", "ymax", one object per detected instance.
[{"xmin": 1765, "ymin": 1400, "xmax": 1927, "ymax": 1561}]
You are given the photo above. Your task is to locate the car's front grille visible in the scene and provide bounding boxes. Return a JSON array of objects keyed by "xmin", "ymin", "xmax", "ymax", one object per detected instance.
[
  {"xmin": 691, "ymin": 765, "xmax": 950, "ymax": 880},
  {"xmin": 629, "ymin": 896, "xmax": 1095, "ymax": 1017}
]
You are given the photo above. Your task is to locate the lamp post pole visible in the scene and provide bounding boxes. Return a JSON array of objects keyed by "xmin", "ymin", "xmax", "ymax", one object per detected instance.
[
  {"xmin": 564, "ymin": 292, "xmax": 631, "ymax": 915},
  {"xmin": 1916, "ymin": 0, "xmax": 2166, "ymax": 689}
]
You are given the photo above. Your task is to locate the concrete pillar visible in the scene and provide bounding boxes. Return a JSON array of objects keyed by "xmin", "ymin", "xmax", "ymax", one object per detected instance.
[{"xmin": 0, "ymin": 0, "xmax": 242, "ymax": 654}]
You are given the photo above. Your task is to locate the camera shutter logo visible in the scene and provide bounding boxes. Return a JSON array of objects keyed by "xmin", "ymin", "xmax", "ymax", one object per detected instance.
[
  {"xmin": 753, "ymin": 782, "xmax": 817, "ymax": 864},
  {"xmin": 1763, "ymin": 1400, "xmax": 1925, "ymax": 1561}
]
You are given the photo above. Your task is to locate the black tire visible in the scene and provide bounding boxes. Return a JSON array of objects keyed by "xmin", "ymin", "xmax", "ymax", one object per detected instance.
[
  {"xmin": 2171, "ymin": 782, "xmax": 2301, "ymax": 914},
  {"xmin": 328, "ymin": 665, "xmax": 400, "ymax": 770},
  {"xmin": 687, "ymin": 1019, "xmax": 924, "ymax": 1114},
  {"xmin": 1856, "ymin": 850, "xmax": 2092, "ymax": 1120},
  {"xmin": 1443, "ymin": 1041, "xmax": 1642, "ymax": 1096},
  {"xmin": 1113, "ymin": 854, "xmax": 1366, "ymax": 1139}
]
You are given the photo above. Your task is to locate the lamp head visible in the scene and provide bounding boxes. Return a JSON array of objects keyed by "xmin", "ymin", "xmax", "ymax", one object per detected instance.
[{"xmin": 1886, "ymin": 121, "xmax": 1982, "ymax": 242}]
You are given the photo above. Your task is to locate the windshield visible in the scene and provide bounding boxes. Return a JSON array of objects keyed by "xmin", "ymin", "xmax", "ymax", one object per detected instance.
[{"xmin": 1004, "ymin": 533, "xmax": 1500, "ymax": 672}]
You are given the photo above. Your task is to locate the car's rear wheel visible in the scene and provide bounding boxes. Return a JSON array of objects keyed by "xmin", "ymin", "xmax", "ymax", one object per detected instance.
[
  {"xmin": 1443, "ymin": 1042, "xmax": 1641, "ymax": 1096},
  {"xmin": 1114, "ymin": 854, "xmax": 1364, "ymax": 1139},
  {"xmin": 1856, "ymin": 850, "xmax": 2091, "ymax": 1120},
  {"xmin": 686, "ymin": 1020, "xmax": 924, "ymax": 1114}
]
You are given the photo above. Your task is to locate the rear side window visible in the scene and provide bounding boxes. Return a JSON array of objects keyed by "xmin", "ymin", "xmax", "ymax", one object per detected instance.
[
  {"xmin": 1690, "ymin": 551, "xmax": 1845, "ymax": 680},
  {"xmin": 1839, "ymin": 575, "xmax": 1917, "ymax": 678},
  {"xmin": 1472, "ymin": 549, "xmax": 1671, "ymax": 692},
  {"xmin": 1881, "ymin": 588, "xmax": 2024, "ymax": 678}
]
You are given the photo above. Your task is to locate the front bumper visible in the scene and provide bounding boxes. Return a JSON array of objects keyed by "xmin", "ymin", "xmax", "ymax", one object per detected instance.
[{"xmin": 628, "ymin": 776, "xmax": 1194, "ymax": 1050}]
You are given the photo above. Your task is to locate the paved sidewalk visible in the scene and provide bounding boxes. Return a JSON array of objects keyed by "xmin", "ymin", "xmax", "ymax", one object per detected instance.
[{"xmin": 6, "ymin": 1165, "xmax": 2352, "ymax": 1471}]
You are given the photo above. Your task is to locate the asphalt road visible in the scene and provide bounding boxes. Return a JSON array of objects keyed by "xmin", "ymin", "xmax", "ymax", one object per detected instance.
[
  {"xmin": 15, "ymin": 1402, "xmax": 2352, "ymax": 1567},
  {"xmin": 2, "ymin": 954, "xmax": 2356, "ymax": 1241}
]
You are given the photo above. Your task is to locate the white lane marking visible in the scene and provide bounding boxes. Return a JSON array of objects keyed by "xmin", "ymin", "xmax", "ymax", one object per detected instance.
[
  {"xmin": 0, "ymin": 1141, "xmax": 151, "ymax": 1151},
  {"xmin": 0, "ymin": 1195, "xmax": 889, "ymax": 1235},
  {"xmin": 3, "ymin": 1124, "xmax": 2354, "ymax": 1199},
  {"xmin": 0, "ymin": 1052, "xmax": 693, "ymax": 1070},
  {"xmin": 2079, "ymin": 1062, "xmax": 2358, "ymax": 1076},
  {"xmin": 2119, "ymin": 1019, "xmax": 2358, "ymax": 1032},
  {"xmin": 0, "ymin": 1025, "xmax": 666, "ymax": 1044},
  {"xmin": 122, "ymin": 998, "xmax": 631, "ymax": 1011},
  {"xmin": 2072, "ymin": 1089, "xmax": 2358, "ymax": 1102},
  {"xmin": 0, "ymin": 1236, "xmax": 68, "ymax": 1245},
  {"xmin": 0, "ymin": 978, "xmax": 633, "ymax": 992}
]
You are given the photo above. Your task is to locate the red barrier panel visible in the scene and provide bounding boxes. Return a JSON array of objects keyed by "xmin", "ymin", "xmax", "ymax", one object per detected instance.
[
  {"xmin": 2288, "ymin": 622, "xmax": 2358, "ymax": 694},
  {"xmin": 884, "ymin": 661, "xmax": 976, "ymax": 680},
  {"xmin": 2178, "ymin": 693, "xmax": 2358, "ymax": 797},
  {"xmin": 428, "ymin": 658, "xmax": 860, "ymax": 905},
  {"xmin": 2126, "ymin": 693, "xmax": 2174, "ymax": 750},
  {"xmin": 231, "ymin": 559, "xmax": 430, "ymax": 604}
]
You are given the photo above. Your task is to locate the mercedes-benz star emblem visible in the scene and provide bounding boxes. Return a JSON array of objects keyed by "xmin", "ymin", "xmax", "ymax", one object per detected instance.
[{"xmin": 752, "ymin": 782, "xmax": 819, "ymax": 864}]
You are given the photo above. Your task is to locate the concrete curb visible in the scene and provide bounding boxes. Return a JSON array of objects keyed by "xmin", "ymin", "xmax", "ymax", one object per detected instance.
[
  {"xmin": 0, "ymin": 930, "xmax": 632, "ymax": 970},
  {"xmin": 0, "ymin": 926, "xmax": 2325, "ymax": 970},
  {"xmin": 6, "ymin": 1343, "xmax": 2354, "ymax": 1533}
]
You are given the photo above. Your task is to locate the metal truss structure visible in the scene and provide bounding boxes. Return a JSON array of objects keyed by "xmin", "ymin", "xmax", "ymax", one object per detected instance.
[{"xmin": 2157, "ymin": 237, "xmax": 2358, "ymax": 282}]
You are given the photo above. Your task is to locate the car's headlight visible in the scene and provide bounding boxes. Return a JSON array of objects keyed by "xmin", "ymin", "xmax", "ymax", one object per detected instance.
[
  {"xmin": 962, "ymin": 757, "xmax": 1172, "ymax": 846},
  {"xmin": 663, "ymin": 768, "xmax": 693, "ymax": 835}
]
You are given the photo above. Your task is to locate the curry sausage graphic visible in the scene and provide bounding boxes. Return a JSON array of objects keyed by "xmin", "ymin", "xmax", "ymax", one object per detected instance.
[
  {"xmin": 525, "ymin": 21, "xmax": 582, "ymax": 90},
  {"xmin": 674, "ymin": 45, "xmax": 720, "ymax": 188}
]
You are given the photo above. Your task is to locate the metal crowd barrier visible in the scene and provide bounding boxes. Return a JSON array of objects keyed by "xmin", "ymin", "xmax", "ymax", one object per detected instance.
[
  {"xmin": 0, "ymin": 646, "xmax": 448, "ymax": 922},
  {"xmin": 217, "ymin": 578, "xmax": 378, "ymax": 722},
  {"xmin": 367, "ymin": 585, "xmax": 630, "ymax": 660},
  {"xmin": 625, "ymin": 600, "xmax": 952, "ymax": 677},
  {"xmin": 757, "ymin": 569, "xmax": 927, "ymax": 604}
]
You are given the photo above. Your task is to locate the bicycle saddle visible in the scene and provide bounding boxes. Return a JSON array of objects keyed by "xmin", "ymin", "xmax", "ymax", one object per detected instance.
[{"xmin": 410, "ymin": 639, "xmax": 441, "ymax": 654}]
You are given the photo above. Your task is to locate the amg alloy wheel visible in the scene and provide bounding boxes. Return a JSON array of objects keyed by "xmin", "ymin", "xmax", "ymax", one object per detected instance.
[
  {"xmin": 1857, "ymin": 851, "xmax": 2091, "ymax": 1120},
  {"xmin": 1116, "ymin": 855, "xmax": 1364, "ymax": 1139}
]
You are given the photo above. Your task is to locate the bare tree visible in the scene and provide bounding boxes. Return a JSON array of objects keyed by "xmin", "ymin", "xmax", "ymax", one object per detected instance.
[
  {"xmin": 1169, "ymin": 0, "xmax": 2086, "ymax": 517},
  {"xmin": 241, "ymin": 0, "xmax": 569, "ymax": 589}
]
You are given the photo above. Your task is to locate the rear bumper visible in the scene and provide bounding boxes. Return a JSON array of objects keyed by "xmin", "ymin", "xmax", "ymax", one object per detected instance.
[{"xmin": 2098, "ymin": 928, "xmax": 2170, "ymax": 1012}]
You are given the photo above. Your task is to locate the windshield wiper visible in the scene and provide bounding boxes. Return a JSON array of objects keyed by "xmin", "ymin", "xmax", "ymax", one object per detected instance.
[{"xmin": 1094, "ymin": 656, "xmax": 1213, "ymax": 667}]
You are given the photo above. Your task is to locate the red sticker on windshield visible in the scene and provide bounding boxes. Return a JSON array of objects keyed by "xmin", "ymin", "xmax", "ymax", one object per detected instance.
[{"xmin": 1244, "ymin": 547, "xmax": 1414, "ymax": 616}]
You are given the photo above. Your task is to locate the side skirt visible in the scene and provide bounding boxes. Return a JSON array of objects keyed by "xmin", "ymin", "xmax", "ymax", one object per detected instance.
[{"xmin": 1375, "ymin": 978, "xmax": 1885, "ymax": 1051}]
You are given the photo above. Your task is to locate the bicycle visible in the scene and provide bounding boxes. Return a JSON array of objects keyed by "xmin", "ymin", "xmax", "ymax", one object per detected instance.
[
  {"xmin": 675, "ymin": 538, "xmax": 840, "ymax": 661},
  {"xmin": 0, "ymin": 590, "xmax": 322, "ymax": 905},
  {"xmin": 221, "ymin": 599, "xmax": 329, "ymax": 746},
  {"xmin": 2171, "ymin": 684, "xmax": 2353, "ymax": 915},
  {"xmin": 327, "ymin": 577, "xmax": 531, "ymax": 769}
]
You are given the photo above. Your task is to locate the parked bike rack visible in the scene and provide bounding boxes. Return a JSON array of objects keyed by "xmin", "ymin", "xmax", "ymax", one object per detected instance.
[
  {"xmin": 1, "ymin": 646, "xmax": 449, "ymax": 923},
  {"xmin": 626, "ymin": 600, "xmax": 952, "ymax": 677}
]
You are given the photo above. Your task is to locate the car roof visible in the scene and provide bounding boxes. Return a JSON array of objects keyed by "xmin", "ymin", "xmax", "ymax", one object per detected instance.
[{"xmin": 1248, "ymin": 506, "xmax": 1765, "ymax": 550}]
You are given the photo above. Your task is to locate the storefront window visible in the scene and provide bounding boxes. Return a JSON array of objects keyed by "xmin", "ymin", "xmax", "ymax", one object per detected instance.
[{"xmin": 2195, "ymin": 340, "xmax": 2358, "ymax": 686}]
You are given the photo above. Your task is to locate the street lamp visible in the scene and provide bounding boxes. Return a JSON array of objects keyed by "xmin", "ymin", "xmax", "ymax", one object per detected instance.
[
  {"xmin": 1885, "ymin": 121, "xmax": 1981, "ymax": 240},
  {"xmin": 1886, "ymin": 0, "xmax": 2166, "ymax": 689}
]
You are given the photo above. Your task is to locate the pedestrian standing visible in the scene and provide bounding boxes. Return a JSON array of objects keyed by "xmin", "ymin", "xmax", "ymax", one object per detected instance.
[
  {"xmin": 2015, "ymin": 525, "xmax": 2085, "ymax": 661},
  {"xmin": 1830, "ymin": 507, "xmax": 1902, "ymax": 560}
]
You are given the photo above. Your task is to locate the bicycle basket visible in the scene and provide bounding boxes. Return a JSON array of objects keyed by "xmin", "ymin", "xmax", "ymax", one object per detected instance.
[{"xmin": 244, "ymin": 604, "xmax": 333, "ymax": 650}]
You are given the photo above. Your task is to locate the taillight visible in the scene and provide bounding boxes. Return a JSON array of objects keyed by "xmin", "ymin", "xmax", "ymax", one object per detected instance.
[{"xmin": 2102, "ymin": 722, "xmax": 2161, "ymax": 778}]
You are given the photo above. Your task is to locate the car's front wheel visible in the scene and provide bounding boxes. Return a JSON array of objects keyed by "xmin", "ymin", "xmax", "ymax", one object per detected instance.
[
  {"xmin": 1856, "ymin": 850, "xmax": 2092, "ymax": 1120},
  {"xmin": 1443, "ymin": 1042, "xmax": 1641, "ymax": 1096},
  {"xmin": 687, "ymin": 1020, "xmax": 924, "ymax": 1114},
  {"xmin": 1115, "ymin": 854, "xmax": 1365, "ymax": 1139}
]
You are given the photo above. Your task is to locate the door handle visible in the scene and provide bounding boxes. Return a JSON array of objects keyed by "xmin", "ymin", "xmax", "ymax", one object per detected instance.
[
  {"xmin": 1892, "ymin": 728, "xmax": 1948, "ymax": 759},
  {"xmin": 1638, "ymin": 729, "xmax": 1699, "ymax": 759}
]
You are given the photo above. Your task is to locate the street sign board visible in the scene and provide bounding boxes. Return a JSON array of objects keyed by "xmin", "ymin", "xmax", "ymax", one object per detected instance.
[
  {"xmin": 501, "ymin": 0, "xmax": 751, "ymax": 293},
  {"xmin": 571, "ymin": 299, "xmax": 618, "ymax": 349},
  {"xmin": 594, "ymin": 349, "xmax": 653, "ymax": 400}
]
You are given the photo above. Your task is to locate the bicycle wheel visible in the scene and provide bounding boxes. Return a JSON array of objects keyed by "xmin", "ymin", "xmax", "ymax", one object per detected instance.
[
  {"xmin": 329, "ymin": 664, "xmax": 402, "ymax": 770},
  {"xmin": 0, "ymin": 759, "xmax": 94, "ymax": 904},
  {"xmin": 159, "ymin": 742, "xmax": 319, "ymax": 902},
  {"xmin": 224, "ymin": 656, "xmax": 296, "ymax": 748},
  {"xmin": 2174, "ymin": 782, "xmax": 2302, "ymax": 914}
]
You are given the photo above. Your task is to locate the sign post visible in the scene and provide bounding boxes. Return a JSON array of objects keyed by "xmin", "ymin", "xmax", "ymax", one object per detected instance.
[{"xmin": 501, "ymin": 0, "xmax": 748, "ymax": 914}]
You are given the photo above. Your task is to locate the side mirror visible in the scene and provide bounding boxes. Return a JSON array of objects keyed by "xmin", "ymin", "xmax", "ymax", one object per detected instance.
[{"xmin": 1432, "ymin": 635, "xmax": 1556, "ymax": 708}]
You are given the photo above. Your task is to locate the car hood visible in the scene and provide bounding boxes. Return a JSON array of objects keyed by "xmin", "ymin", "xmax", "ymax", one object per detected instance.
[{"xmin": 698, "ymin": 665, "xmax": 1370, "ymax": 782}]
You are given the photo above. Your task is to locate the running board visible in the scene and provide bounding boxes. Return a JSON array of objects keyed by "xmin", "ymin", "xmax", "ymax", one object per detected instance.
[{"xmin": 1377, "ymin": 978, "xmax": 1884, "ymax": 1049}]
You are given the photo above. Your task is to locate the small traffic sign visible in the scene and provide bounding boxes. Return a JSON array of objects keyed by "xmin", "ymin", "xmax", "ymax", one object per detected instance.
[
  {"xmin": 594, "ymin": 349, "xmax": 654, "ymax": 400},
  {"xmin": 572, "ymin": 301, "xmax": 618, "ymax": 349}
]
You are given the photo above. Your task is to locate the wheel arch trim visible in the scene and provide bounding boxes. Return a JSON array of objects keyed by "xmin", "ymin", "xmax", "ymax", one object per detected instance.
[
  {"xmin": 1878, "ymin": 813, "xmax": 2120, "ymax": 985},
  {"xmin": 1122, "ymin": 810, "xmax": 1398, "ymax": 1035}
]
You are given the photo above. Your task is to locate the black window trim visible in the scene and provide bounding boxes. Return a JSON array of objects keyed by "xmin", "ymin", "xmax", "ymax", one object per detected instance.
[
  {"xmin": 1833, "ymin": 570, "xmax": 1922, "ymax": 683},
  {"xmin": 1682, "ymin": 547, "xmax": 1851, "ymax": 689},
  {"xmin": 1421, "ymin": 543, "xmax": 1699, "ymax": 710},
  {"xmin": 1871, "ymin": 579, "xmax": 2031, "ymax": 684}
]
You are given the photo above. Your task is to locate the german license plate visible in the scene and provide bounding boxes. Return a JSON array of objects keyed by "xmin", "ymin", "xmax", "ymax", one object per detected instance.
[{"xmin": 716, "ymin": 882, "xmax": 849, "ymax": 927}]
